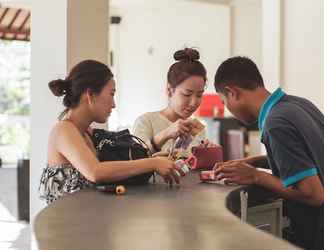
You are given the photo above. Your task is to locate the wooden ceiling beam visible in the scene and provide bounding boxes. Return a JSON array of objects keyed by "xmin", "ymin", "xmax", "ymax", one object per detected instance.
[
  {"xmin": 0, "ymin": 8, "xmax": 9, "ymax": 23},
  {"xmin": 18, "ymin": 12, "xmax": 30, "ymax": 31},
  {"xmin": 14, "ymin": 11, "xmax": 30, "ymax": 39},
  {"xmin": 7, "ymin": 9, "xmax": 22, "ymax": 30},
  {"xmin": 0, "ymin": 27, "xmax": 29, "ymax": 35}
]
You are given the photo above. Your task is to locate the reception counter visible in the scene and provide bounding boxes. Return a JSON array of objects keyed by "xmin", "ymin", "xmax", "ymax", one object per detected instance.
[{"xmin": 34, "ymin": 173, "xmax": 298, "ymax": 250}]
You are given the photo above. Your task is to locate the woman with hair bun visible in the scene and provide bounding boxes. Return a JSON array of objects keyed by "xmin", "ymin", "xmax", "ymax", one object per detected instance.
[
  {"xmin": 133, "ymin": 48, "xmax": 212, "ymax": 158},
  {"xmin": 39, "ymin": 60, "xmax": 184, "ymax": 204}
]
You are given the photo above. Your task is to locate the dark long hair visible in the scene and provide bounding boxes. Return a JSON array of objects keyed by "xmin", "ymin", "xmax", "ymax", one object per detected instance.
[{"xmin": 48, "ymin": 60, "xmax": 113, "ymax": 119}]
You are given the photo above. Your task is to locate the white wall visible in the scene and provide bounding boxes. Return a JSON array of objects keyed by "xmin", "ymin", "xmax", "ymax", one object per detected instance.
[
  {"xmin": 110, "ymin": 1, "xmax": 230, "ymax": 127},
  {"xmin": 231, "ymin": 0, "xmax": 282, "ymax": 93},
  {"xmin": 231, "ymin": 0, "xmax": 262, "ymax": 68},
  {"xmin": 231, "ymin": 0, "xmax": 283, "ymax": 93},
  {"xmin": 31, "ymin": 0, "xmax": 68, "ymax": 221},
  {"xmin": 283, "ymin": 0, "xmax": 324, "ymax": 112},
  {"xmin": 0, "ymin": 0, "xmax": 31, "ymax": 9},
  {"xmin": 262, "ymin": 0, "xmax": 281, "ymax": 92},
  {"xmin": 67, "ymin": 0, "xmax": 108, "ymax": 70}
]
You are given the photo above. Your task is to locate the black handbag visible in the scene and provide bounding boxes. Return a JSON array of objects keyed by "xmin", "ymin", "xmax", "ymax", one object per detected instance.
[{"xmin": 91, "ymin": 129, "xmax": 154, "ymax": 185}]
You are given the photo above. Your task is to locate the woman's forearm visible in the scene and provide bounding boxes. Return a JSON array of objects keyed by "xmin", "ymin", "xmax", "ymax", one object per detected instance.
[
  {"xmin": 90, "ymin": 158, "xmax": 156, "ymax": 183},
  {"xmin": 152, "ymin": 129, "xmax": 170, "ymax": 151}
]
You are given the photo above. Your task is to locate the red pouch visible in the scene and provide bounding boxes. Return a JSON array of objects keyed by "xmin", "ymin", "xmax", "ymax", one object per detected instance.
[{"xmin": 186, "ymin": 146, "xmax": 223, "ymax": 170}]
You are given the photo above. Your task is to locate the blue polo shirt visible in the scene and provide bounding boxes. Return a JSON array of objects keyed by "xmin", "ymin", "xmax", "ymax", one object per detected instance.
[{"xmin": 259, "ymin": 88, "xmax": 324, "ymax": 188}]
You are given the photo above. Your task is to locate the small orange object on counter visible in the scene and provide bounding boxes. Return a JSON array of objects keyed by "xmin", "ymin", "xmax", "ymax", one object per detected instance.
[{"xmin": 96, "ymin": 184, "xmax": 126, "ymax": 195}]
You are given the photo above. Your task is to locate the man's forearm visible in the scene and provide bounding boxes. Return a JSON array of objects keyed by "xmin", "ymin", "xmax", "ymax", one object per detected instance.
[
  {"xmin": 255, "ymin": 171, "xmax": 324, "ymax": 207},
  {"xmin": 246, "ymin": 155, "xmax": 268, "ymax": 168}
]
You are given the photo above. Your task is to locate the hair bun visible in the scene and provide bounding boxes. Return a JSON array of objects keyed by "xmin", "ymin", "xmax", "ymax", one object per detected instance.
[
  {"xmin": 48, "ymin": 79, "xmax": 72, "ymax": 97},
  {"xmin": 174, "ymin": 48, "xmax": 200, "ymax": 62}
]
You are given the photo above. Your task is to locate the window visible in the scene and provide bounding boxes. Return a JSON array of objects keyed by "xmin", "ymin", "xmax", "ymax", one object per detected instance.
[{"xmin": 0, "ymin": 40, "xmax": 30, "ymax": 165}]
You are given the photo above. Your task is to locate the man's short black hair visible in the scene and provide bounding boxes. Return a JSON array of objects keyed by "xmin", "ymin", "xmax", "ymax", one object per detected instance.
[{"xmin": 214, "ymin": 56, "xmax": 264, "ymax": 93}]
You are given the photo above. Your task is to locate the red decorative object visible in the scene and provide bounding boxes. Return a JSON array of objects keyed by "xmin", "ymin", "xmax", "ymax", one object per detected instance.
[{"xmin": 195, "ymin": 94, "xmax": 224, "ymax": 117}]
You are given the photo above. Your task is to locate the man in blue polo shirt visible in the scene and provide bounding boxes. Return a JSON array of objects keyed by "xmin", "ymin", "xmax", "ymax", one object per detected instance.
[{"xmin": 213, "ymin": 56, "xmax": 324, "ymax": 250}]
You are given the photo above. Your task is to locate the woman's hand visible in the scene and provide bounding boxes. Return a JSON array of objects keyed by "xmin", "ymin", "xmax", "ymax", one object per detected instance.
[
  {"xmin": 152, "ymin": 149, "xmax": 179, "ymax": 159},
  {"xmin": 153, "ymin": 157, "xmax": 186, "ymax": 185},
  {"xmin": 152, "ymin": 119, "xmax": 192, "ymax": 151},
  {"xmin": 165, "ymin": 119, "xmax": 193, "ymax": 140}
]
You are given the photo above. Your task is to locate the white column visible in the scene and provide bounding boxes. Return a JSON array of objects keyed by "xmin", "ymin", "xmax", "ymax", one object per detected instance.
[
  {"xmin": 230, "ymin": 0, "xmax": 262, "ymax": 68},
  {"xmin": 30, "ymin": 0, "xmax": 109, "ymax": 220},
  {"xmin": 283, "ymin": 0, "xmax": 324, "ymax": 111},
  {"xmin": 67, "ymin": 0, "xmax": 109, "ymax": 69},
  {"xmin": 262, "ymin": 0, "xmax": 282, "ymax": 91}
]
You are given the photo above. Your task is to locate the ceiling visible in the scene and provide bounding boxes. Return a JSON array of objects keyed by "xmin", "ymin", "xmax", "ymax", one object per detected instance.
[
  {"xmin": 110, "ymin": 0, "xmax": 259, "ymax": 7},
  {"xmin": 0, "ymin": 6, "xmax": 30, "ymax": 41},
  {"xmin": 0, "ymin": 0, "xmax": 259, "ymax": 42}
]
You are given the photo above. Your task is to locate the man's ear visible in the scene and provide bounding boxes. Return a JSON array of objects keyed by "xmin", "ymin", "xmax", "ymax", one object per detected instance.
[{"xmin": 224, "ymin": 86, "xmax": 240, "ymax": 101}]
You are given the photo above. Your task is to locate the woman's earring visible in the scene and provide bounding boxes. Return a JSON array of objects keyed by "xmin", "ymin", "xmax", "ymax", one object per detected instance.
[
  {"xmin": 86, "ymin": 91, "xmax": 95, "ymax": 105},
  {"xmin": 167, "ymin": 87, "xmax": 173, "ymax": 98}
]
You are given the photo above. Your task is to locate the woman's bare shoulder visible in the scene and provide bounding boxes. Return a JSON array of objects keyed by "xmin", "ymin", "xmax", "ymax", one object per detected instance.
[{"xmin": 50, "ymin": 120, "xmax": 80, "ymax": 139}]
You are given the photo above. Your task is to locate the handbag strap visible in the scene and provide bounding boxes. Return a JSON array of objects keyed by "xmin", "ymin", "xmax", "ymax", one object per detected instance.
[{"xmin": 128, "ymin": 134, "xmax": 153, "ymax": 157}]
